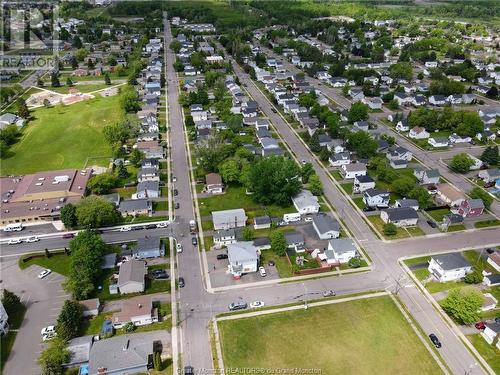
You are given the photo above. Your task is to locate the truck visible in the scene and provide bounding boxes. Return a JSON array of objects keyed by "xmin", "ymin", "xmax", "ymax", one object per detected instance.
[{"xmin": 189, "ymin": 220, "xmax": 197, "ymax": 234}]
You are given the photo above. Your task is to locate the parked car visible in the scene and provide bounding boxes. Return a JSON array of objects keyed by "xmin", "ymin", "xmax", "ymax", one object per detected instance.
[
  {"xmin": 216, "ymin": 254, "xmax": 228, "ymax": 260},
  {"xmin": 271, "ymin": 108, "xmax": 277, "ymax": 113},
  {"xmin": 156, "ymin": 222, "xmax": 168, "ymax": 228},
  {"xmin": 426, "ymin": 220, "xmax": 437, "ymax": 228},
  {"xmin": 304, "ymin": 216, "xmax": 313, "ymax": 222},
  {"xmin": 495, "ymin": 317, "xmax": 500, "ymax": 324},
  {"xmin": 24, "ymin": 236, "xmax": 39, "ymax": 243},
  {"xmin": 250, "ymin": 301, "xmax": 265, "ymax": 308},
  {"xmin": 173, "ymin": 189, "xmax": 178, "ymax": 196},
  {"xmin": 176, "ymin": 243, "xmax": 183, "ymax": 253},
  {"xmin": 428, "ymin": 333, "xmax": 442, "ymax": 348},
  {"xmin": 259, "ymin": 266, "xmax": 267, "ymax": 277},
  {"xmin": 191, "ymin": 237, "xmax": 197, "ymax": 246},
  {"xmin": 363, "ymin": 206, "xmax": 376, "ymax": 212},
  {"xmin": 323, "ymin": 290, "xmax": 336, "ymax": 297},
  {"xmin": 120, "ymin": 226, "xmax": 132, "ymax": 232},
  {"xmin": 146, "ymin": 224, "xmax": 157, "ymax": 230},
  {"xmin": 175, "ymin": 203, "xmax": 180, "ymax": 209},
  {"xmin": 178, "ymin": 277, "xmax": 185, "ymax": 288},
  {"xmin": 172, "ymin": 175, "xmax": 177, "ymax": 182},
  {"xmin": 41, "ymin": 325, "xmax": 56, "ymax": 335},
  {"xmin": 228, "ymin": 301, "xmax": 247, "ymax": 311},
  {"xmin": 38, "ymin": 269, "xmax": 52, "ymax": 279},
  {"xmin": 8, "ymin": 238, "xmax": 22, "ymax": 245},
  {"xmin": 62, "ymin": 233, "xmax": 74, "ymax": 239},
  {"xmin": 475, "ymin": 321, "xmax": 486, "ymax": 330},
  {"xmin": 184, "ymin": 366, "xmax": 194, "ymax": 375},
  {"xmin": 484, "ymin": 181, "xmax": 495, "ymax": 188},
  {"xmin": 42, "ymin": 332, "xmax": 57, "ymax": 341},
  {"xmin": 150, "ymin": 269, "xmax": 169, "ymax": 280}
]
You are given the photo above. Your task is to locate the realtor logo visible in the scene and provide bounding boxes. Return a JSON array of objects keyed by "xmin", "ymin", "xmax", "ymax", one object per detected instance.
[{"xmin": 1, "ymin": 1, "xmax": 59, "ymax": 70}]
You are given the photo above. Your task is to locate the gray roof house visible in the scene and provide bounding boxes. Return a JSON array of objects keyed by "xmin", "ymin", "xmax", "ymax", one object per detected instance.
[
  {"xmin": 312, "ymin": 214, "xmax": 341, "ymax": 240},
  {"xmin": 119, "ymin": 199, "xmax": 152, "ymax": 217},
  {"xmin": 292, "ymin": 190, "xmax": 320, "ymax": 214},
  {"xmin": 285, "ymin": 232, "xmax": 305, "ymax": 252},
  {"xmin": 380, "ymin": 207, "xmax": 418, "ymax": 227},
  {"xmin": 428, "ymin": 253, "xmax": 472, "ymax": 282},
  {"xmin": 102, "ymin": 193, "xmax": 121, "ymax": 207},
  {"xmin": 227, "ymin": 241, "xmax": 258, "ymax": 277},
  {"xmin": 212, "ymin": 209, "xmax": 247, "ymax": 230},
  {"xmin": 135, "ymin": 181, "xmax": 160, "ymax": 199},
  {"xmin": 64, "ymin": 335, "xmax": 93, "ymax": 368},
  {"xmin": 254, "ymin": 215, "xmax": 271, "ymax": 229},
  {"xmin": 88, "ymin": 333, "xmax": 154, "ymax": 375},
  {"xmin": 0, "ymin": 113, "xmax": 24, "ymax": 129},
  {"xmin": 133, "ymin": 236, "xmax": 164, "ymax": 259},
  {"xmin": 117, "ymin": 260, "xmax": 147, "ymax": 294}
]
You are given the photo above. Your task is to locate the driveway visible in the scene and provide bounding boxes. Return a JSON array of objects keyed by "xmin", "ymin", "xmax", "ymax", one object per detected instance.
[{"xmin": 1, "ymin": 259, "xmax": 69, "ymax": 375}]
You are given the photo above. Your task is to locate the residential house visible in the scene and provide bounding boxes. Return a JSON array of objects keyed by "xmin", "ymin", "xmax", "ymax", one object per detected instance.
[
  {"xmin": 212, "ymin": 209, "xmax": 247, "ymax": 230},
  {"xmin": 135, "ymin": 181, "xmax": 160, "ymax": 199},
  {"xmin": 436, "ymin": 183, "xmax": 466, "ymax": 207},
  {"xmin": 312, "ymin": 214, "xmax": 340, "ymax": 240},
  {"xmin": 396, "ymin": 119, "xmax": 410, "ymax": 132},
  {"xmin": 340, "ymin": 163, "xmax": 367, "ymax": 179},
  {"xmin": 0, "ymin": 302, "xmax": 7, "ymax": 336},
  {"xmin": 414, "ymin": 168, "xmax": 440, "ymax": 185},
  {"xmin": 467, "ymin": 154, "xmax": 483, "ymax": 170},
  {"xmin": 260, "ymin": 137, "xmax": 283, "ymax": 156},
  {"xmin": 0, "ymin": 113, "xmax": 24, "ymax": 129},
  {"xmin": 380, "ymin": 207, "xmax": 418, "ymax": 227},
  {"xmin": 285, "ymin": 232, "xmax": 305, "ymax": 253},
  {"xmin": 292, "ymin": 190, "xmax": 320, "ymax": 214},
  {"xmin": 119, "ymin": 199, "xmax": 152, "ymax": 217},
  {"xmin": 88, "ymin": 333, "xmax": 154, "ymax": 375},
  {"xmin": 137, "ymin": 167, "xmax": 159, "ymax": 183},
  {"xmin": 348, "ymin": 88, "xmax": 365, "ymax": 101},
  {"xmin": 79, "ymin": 299, "xmax": 100, "ymax": 318},
  {"xmin": 478, "ymin": 168, "xmax": 500, "ymax": 183},
  {"xmin": 213, "ymin": 229, "xmax": 237, "ymax": 246},
  {"xmin": 353, "ymin": 120, "xmax": 369, "ymax": 132},
  {"xmin": 387, "ymin": 146, "xmax": 412, "ymax": 162},
  {"xmin": 428, "ymin": 137, "xmax": 449, "ymax": 148},
  {"xmin": 487, "ymin": 253, "xmax": 500, "ymax": 272},
  {"xmin": 253, "ymin": 216, "xmax": 271, "ymax": 230},
  {"xmin": 117, "ymin": 260, "xmax": 147, "ymax": 294},
  {"xmin": 429, "ymin": 95, "xmax": 446, "ymax": 106},
  {"xmin": 327, "ymin": 139, "xmax": 345, "ymax": 154},
  {"xmin": 329, "ymin": 152, "xmax": 351, "ymax": 167},
  {"xmin": 327, "ymin": 238, "xmax": 358, "ymax": 264},
  {"xmin": 390, "ymin": 159, "xmax": 408, "ymax": 169},
  {"xmin": 481, "ymin": 323, "xmax": 500, "ymax": 350},
  {"xmin": 363, "ymin": 188, "xmax": 390, "ymax": 208},
  {"xmin": 205, "ymin": 173, "xmax": 224, "ymax": 194},
  {"xmin": 363, "ymin": 97, "xmax": 383, "ymax": 110},
  {"xmin": 64, "ymin": 336, "xmax": 93, "ymax": 369},
  {"xmin": 353, "ymin": 175, "xmax": 376, "ymax": 193},
  {"xmin": 133, "ymin": 236, "xmax": 164, "ymax": 259},
  {"xmin": 408, "ymin": 127, "xmax": 430, "ymax": 139},
  {"xmin": 428, "ymin": 253, "xmax": 472, "ymax": 282},
  {"xmin": 481, "ymin": 293, "xmax": 498, "ymax": 311},
  {"xmin": 227, "ymin": 241, "xmax": 258, "ymax": 277},
  {"xmin": 455, "ymin": 198, "xmax": 484, "ymax": 218},
  {"xmin": 395, "ymin": 198, "xmax": 419, "ymax": 211}
]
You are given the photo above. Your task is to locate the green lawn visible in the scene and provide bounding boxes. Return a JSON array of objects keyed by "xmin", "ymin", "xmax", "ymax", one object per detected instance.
[
  {"xmin": 19, "ymin": 251, "xmax": 71, "ymax": 276},
  {"xmin": 43, "ymin": 83, "xmax": 111, "ymax": 94},
  {"xmin": 1, "ymin": 94, "xmax": 124, "ymax": 174},
  {"xmin": 341, "ymin": 182, "xmax": 353, "ymax": 195},
  {"xmin": 466, "ymin": 334, "xmax": 500, "ymax": 374},
  {"xmin": 259, "ymin": 250, "xmax": 293, "ymax": 278},
  {"xmin": 425, "ymin": 280, "xmax": 468, "ymax": 294},
  {"xmin": 153, "ymin": 200, "xmax": 168, "ymax": 211},
  {"xmin": 446, "ymin": 224, "xmax": 466, "ymax": 232},
  {"xmin": 474, "ymin": 219, "xmax": 500, "ymax": 229},
  {"xmin": 426, "ymin": 209, "xmax": 450, "ymax": 222},
  {"xmin": 404, "ymin": 256, "xmax": 431, "ymax": 267},
  {"xmin": 218, "ymin": 296, "xmax": 442, "ymax": 375},
  {"xmin": 198, "ymin": 185, "xmax": 295, "ymax": 219},
  {"xmin": 368, "ymin": 216, "xmax": 410, "ymax": 239}
]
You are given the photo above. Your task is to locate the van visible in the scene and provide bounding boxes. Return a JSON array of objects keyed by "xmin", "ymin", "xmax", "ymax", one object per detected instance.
[
  {"xmin": 3, "ymin": 223, "xmax": 23, "ymax": 232},
  {"xmin": 283, "ymin": 212, "xmax": 301, "ymax": 223}
]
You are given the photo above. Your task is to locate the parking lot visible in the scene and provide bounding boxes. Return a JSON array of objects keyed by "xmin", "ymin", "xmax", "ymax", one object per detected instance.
[{"xmin": 1, "ymin": 259, "xmax": 69, "ymax": 375}]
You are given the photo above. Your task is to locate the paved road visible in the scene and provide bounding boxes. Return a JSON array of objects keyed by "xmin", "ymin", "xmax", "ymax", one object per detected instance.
[{"xmin": 1, "ymin": 259, "xmax": 69, "ymax": 375}]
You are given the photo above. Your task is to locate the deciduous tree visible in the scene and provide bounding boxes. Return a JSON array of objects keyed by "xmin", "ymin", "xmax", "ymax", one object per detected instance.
[{"xmin": 441, "ymin": 287, "xmax": 483, "ymax": 324}]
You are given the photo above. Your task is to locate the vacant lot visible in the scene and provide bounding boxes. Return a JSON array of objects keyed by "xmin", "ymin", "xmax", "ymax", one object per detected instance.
[
  {"xmin": 1, "ymin": 94, "xmax": 124, "ymax": 175},
  {"xmin": 218, "ymin": 296, "xmax": 442, "ymax": 375}
]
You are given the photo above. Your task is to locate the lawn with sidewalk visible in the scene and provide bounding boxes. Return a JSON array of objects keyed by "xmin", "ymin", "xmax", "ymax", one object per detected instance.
[
  {"xmin": 218, "ymin": 295, "xmax": 443, "ymax": 375},
  {"xmin": 1, "ymin": 94, "xmax": 124, "ymax": 175}
]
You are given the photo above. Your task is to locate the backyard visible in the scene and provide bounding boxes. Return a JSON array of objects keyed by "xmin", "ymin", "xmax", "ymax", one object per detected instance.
[
  {"xmin": 1, "ymin": 94, "xmax": 124, "ymax": 175},
  {"xmin": 218, "ymin": 295, "xmax": 443, "ymax": 375}
]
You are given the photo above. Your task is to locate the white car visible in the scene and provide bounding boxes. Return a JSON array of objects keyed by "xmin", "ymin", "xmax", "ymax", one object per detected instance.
[
  {"xmin": 41, "ymin": 325, "xmax": 55, "ymax": 336},
  {"xmin": 42, "ymin": 332, "xmax": 57, "ymax": 341},
  {"xmin": 119, "ymin": 226, "xmax": 131, "ymax": 232},
  {"xmin": 250, "ymin": 301, "xmax": 265, "ymax": 309},
  {"xmin": 172, "ymin": 176, "xmax": 177, "ymax": 182},
  {"xmin": 176, "ymin": 243, "xmax": 183, "ymax": 253},
  {"xmin": 259, "ymin": 266, "xmax": 267, "ymax": 277},
  {"xmin": 304, "ymin": 216, "xmax": 313, "ymax": 223},
  {"xmin": 156, "ymin": 222, "xmax": 168, "ymax": 228},
  {"xmin": 8, "ymin": 238, "xmax": 22, "ymax": 245},
  {"xmin": 24, "ymin": 236, "xmax": 39, "ymax": 243},
  {"xmin": 38, "ymin": 269, "xmax": 52, "ymax": 279}
]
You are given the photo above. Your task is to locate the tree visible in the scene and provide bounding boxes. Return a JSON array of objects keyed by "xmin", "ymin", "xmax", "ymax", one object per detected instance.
[
  {"xmin": 51, "ymin": 73, "xmax": 60, "ymax": 88},
  {"xmin": 392, "ymin": 176, "xmax": 416, "ymax": 196},
  {"xmin": 60, "ymin": 203, "xmax": 78, "ymax": 228},
  {"xmin": 271, "ymin": 231, "xmax": 287, "ymax": 256},
  {"xmin": 219, "ymin": 159, "xmax": 240, "ymax": 184},
  {"xmin": 347, "ymin": 102, "xmax": 369, "ymax": 123},
  {"xmin": 129, "ymin": 149, "xmax": 144, "ymax": 167},
  {"xmin": 450, "ymin": 153, "xmax": 474, "ymax": 173},
  {"xmin": 17, "ymin": 98, "xmax": 29, "ymax": 119},
  {"xmin": 469, "ymin": 187, "xmax": 493, "ymax": 209},
  {"xmin": 348, "ymin": 257, "xmax": 361, "ymax": 268},
  {"xmin": 75, "ymin": 48, "xmax": 88, "ymax": 62},
  {"xmin": 486, "ymin": 85, "xmax": 498, "ymax": 99},
  {"xmin": 408, "ymin": 187, "xmax": 433, "ymax": 210},
  {"xmin": 195, "ymin": 136, "xmax": 235, "ymax": 173},
  {"xmin": 123, "ymin": 322, "xmax": 136, "ymax": 332},
  {"xmin": 56, "ymin": 300, "xmax": 83, "ymax": 341},
  {"xmin": 388, "ymin": 99, "xmax": 399, "ymax": 110},
  {"xmin": 1, "ymin": 289, "xmax": 21, "ymax": 316},
  {"xmin": 464, "ymin": 268, "xmax": 483, "ymax": 284},
  {"xmin": 309, "ymin": 174, "xmax": 323, "ymax": 196},
  {"xmin": 116, "ymin": 163, "xmax": 128, "ymax": 179},
  {"xmin": 104, "ymin": 72, "xmax": 111, "ymax": 85},
  {"xmin": 87, "ymin": 173, "xmax": 116, "ymax": 195},
  {"xmin": 153, "ymin": 352, "xmax": 162, "ymax": 371},
  {"xmin": 441, "ymin": 287, "xmax": 483, "ymax": 324},
  {"xmin": 39, "ymin": 338, "xmax": 70, "ymax": 375},
  {"xmin": 480, "ymin": 145, "xmax": 499, "ymax": 166},
  {"xmin": 75, "ymin": 196, "xmax": 121, "ymax": 228},
  {"xmin": 247, "ymin": 156, "xmax": 301, "ymax": 206},
  {"xmin": 72, "ymin": 35, "xmax": 82, "ymax": 49},
  {"xmin": 103, "ymin": 122, "xmax": 132, "ymax": 146},
  {"xmin": 347, "ymin": 131, "xmax": 378, "ymax": 158},
  {"xmin": 301, "ymin": 163, "xmax": 314, "ymax": 184},
  {"xmin": 383, "ymin": 223, "xmax": 397, "ymax": 236},
  {"xmin": 389, "ymin": 62, "xmax": 413, "ymax": 81},
  {"xmin": 70, "ymin": 56, "xmax": 78, "ymax": 70},
  {"xmin": 120, "ymin": 86, "xmax": 140, "ymax": 113},
  {"xmin": 241, "ymin": 227, "xmax": 255, "ymax": 241},
  {"xmin": 65, "ymin": 230, "xmax": 106, "ymax": 300},
  {"xmin": 66, "ymin": 77, "xmax": 73, "ymax": 87}
]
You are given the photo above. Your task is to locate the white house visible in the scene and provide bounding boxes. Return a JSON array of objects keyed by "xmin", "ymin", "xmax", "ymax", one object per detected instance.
[
  {"xmin": 363, "ymin": 188, "xmax": 390, "ymax": 208},
  {"xmin": 408, "ymin": 127, "xmax": 430, "ymax": 139},
  {"xmin": 292, "ymin": 190, "xmax": 320, "ymax": 214},
  {"xmin": 353, "ymin": 175, "xmax": 375, "ymax": 193},
  {"xmin": 312, "ymin": 215, "xmax": 340, "ymax": 240},
  {"xmin": 396, "ymin": 119, "xmax": 409, "ymax": 132},
  {"xmin": 428, "ymin": 137, "xmax": 449, "ymax": 148},
  {"xmin": 327, "ymin": 238, "xmax": 358, "ymax": 264},
  {"xmin": 227, "ymin": 242, "xmax": 259, "ymax": 277},
  {"xmin": 429, "ymin": 95, "xmax": 446, "ymax": 106},
  {"xmin": 117, "ymin": 260, "xmax": 147, "ymax": 294},
  {"xmin": 481, "ymin": 323, "xmax": 500, "ymax": 350},
  {"xmin": 380, "ymin": 207, "xmax": 418, "ymax": 227},
  {"xmin": 212, "ymin": 209, "xmax": 247, "ymax": 230},
  {"xmin": 428, "ymin": 253, "xmax": 472, "ymax": 282},
  {"xmin": 414, "ymin": 168, "xmax": 440, "ymax": 185},
  {"xmin": 340, "ymin": 163, "xmax": 367, "ymax": 179},
  {"xmin": 0, "ymin": 301, "xmax": 8, "ymax": 336},
  {"xmin": 329, "ymin": 152, "xmax": 351, "ymax": 167},
  {"xmin": 467, "ymin": 154, "xmax": 483, "ymax": 170},
  {"xmin": 213, "ymin": 229, "xmax": 237, "ymax": 246}
]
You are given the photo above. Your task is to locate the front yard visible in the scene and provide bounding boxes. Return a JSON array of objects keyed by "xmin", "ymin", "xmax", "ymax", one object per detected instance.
[{"xmin": 218, "ymin": 295, "xmax": 443, "ymax": 375}]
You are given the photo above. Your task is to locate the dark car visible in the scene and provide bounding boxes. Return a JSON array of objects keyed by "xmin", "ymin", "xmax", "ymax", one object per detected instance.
[
  {"xmin": 178, "ymin": 277, "xmax": 185, "ymax": 288},
  {"xmin": 484, "ymin": 181, "xmax": 495, "ymax": 188},
  {"xmin": 132, "ymin": 225, "xmax": 144, "ymax": 231},
  {"xmin": 173, "ymin": 189, "xmax": 178, "ymax": 196},
  {"xmin": 429, "ymin": 333, "xmax": 442, "ymax": 348},
  {"xmin": 184, "ymin": 366, "xmax": 194, "ymax": 375},
  {"xmin": 146, "ymin": 224, "xmax": 157, "ymax": 229},
  {"xmin": 495, "ymin": 317, "xmax": 500, "ymax": 324},
  {"xmin": 475, "ymin": 321, "xmax": 486, "ymax": 330},
  {"xmin": 486, "ymin": 248, "xmax": 495, "ymax": 254},
  {"xmin": 192, "ymin": 237, "xmax": 198, "ymax": 246},
  {"xmin": 150, "ymin": 270, "xmax": 169, "ymax": 279},
  {"xmin": 175, "ymin": 203, "xmax": 180, "ymax": 209},
  {"xmin": 363, "ymin": 206, "xmax": 376, "ymax": 212},
  {"xmin": 228, "ymin": 301, "xmax": 247, "ymax": 311},
  {"xmin": 427, "ymin": 220, "xmax": 437, "ymax": 228},
  {"xmin": 216, "ymin": 254, "xmax": 228, "ymax": 260},
  {"xmin": 271, "ymin": 108, "xmax": 277, "ymax": 113},
  {"xmin": 62, "ymin": 233, "xmax": 74, "ymax": 239}
]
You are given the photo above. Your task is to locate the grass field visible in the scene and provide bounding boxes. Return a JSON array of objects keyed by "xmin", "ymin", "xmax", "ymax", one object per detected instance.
[
  {"xmin": 466, "ymin": 334, "xmax": 500, "ymax": 374},
  {"xmin": 1, "ymin": 94, "xmax": 124, "ymax": 175},
  {"xmin": 218, "ymin": 296, "xmax": 442, "ymax": 375}
]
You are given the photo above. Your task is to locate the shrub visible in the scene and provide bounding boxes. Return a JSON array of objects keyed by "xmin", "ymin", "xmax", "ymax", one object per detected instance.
[{"xmin": 383, "ymin": 223, "xmax": 398, "ymax": 236}]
